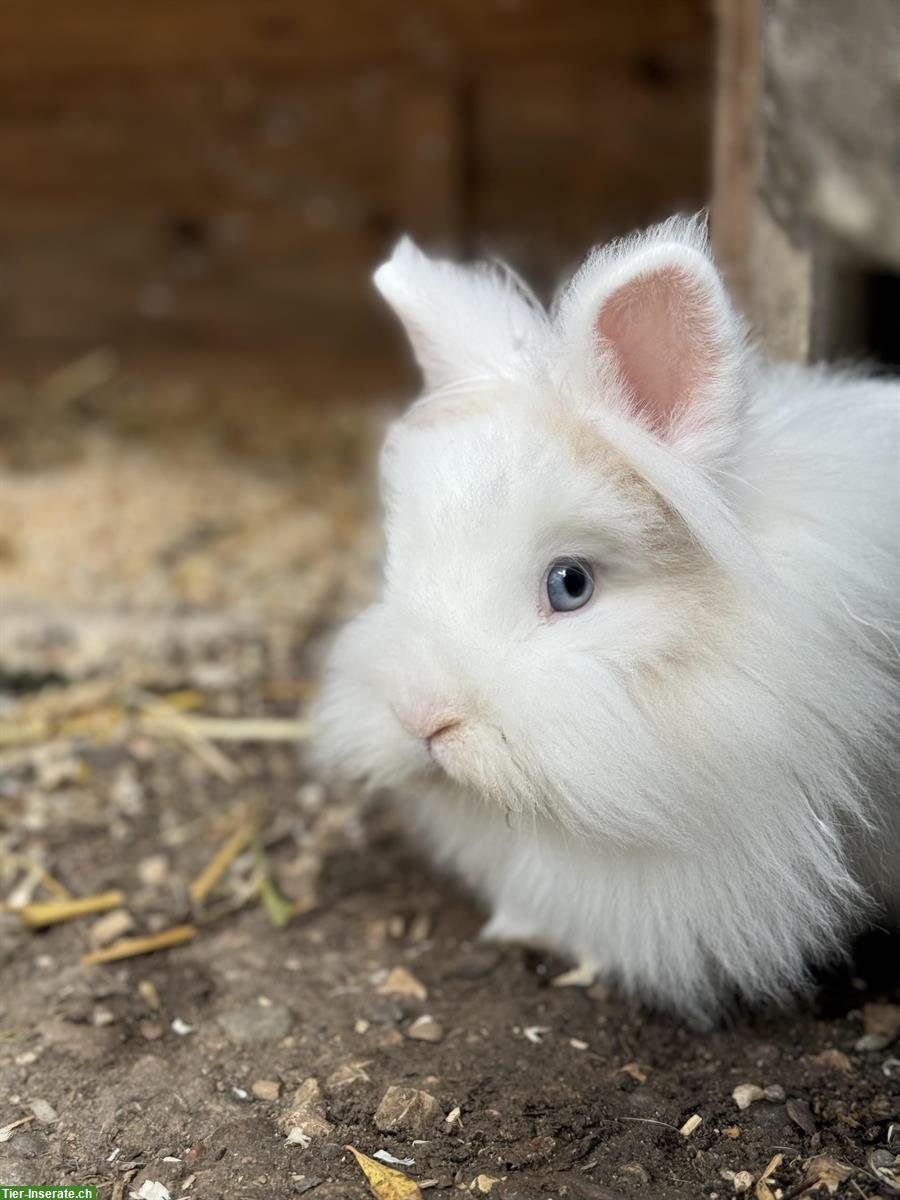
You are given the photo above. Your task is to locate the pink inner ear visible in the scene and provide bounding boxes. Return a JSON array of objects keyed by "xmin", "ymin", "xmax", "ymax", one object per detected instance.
[{"xmin": 595, "ymin": 266, "xmax": 718, "ymax": 435}]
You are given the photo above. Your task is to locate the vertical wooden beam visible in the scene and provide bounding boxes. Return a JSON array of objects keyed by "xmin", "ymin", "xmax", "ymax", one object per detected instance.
[
  {"xmin": 710, "ymin": 0, "xmax": 864, "ymax": 364},
  {"xmin": 710, "ymin": 0, "xmax": 762, "ymax": 318}
]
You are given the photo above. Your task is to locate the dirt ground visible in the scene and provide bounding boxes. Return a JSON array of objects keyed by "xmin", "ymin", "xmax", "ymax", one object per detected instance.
[{"xmin": 0, "ymin": 358, "xmax": 898, "ymax": 1200}]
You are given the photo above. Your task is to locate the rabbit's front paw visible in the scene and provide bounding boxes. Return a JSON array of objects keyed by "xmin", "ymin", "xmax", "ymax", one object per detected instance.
[{"xmin": 551, "ymin": 956, "xmax": 602, "ymax": 988}]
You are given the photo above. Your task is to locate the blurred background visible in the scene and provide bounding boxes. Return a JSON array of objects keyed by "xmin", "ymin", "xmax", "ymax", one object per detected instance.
[
  {"xmin": 1, "ymin": 0, "xmax": 898, "ymax": 651},
  {"xmin": 0, "ymin": 2, "xmax": 711, "ymax": 376},
  {"xmin": 0, "ymin": 0, "xmax": 715, "ymax": 669}
]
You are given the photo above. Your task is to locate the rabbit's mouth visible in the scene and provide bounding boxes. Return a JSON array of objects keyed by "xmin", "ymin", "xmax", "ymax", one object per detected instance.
[
  {"xmin": 425, "ymin": 724, "xmax": 464, "ymax": 768},
  {"xmin": 417, "ymin": 721, "xmax": 550, "ymax": 823}
]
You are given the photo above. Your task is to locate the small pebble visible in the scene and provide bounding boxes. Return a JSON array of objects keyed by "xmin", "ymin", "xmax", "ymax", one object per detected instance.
[
  {"xmin": 868, "ymin": 1149, "xmax": 896, "ymax": 1168},
  {"xmin": 855, "ymin": 1032, "xmax": 890, "ymax": 1053},
  {"xmin": 138, "ymin": 854, "xmax": 169, "ymax": 887},
  {"xmin": 618, "ymin": 1061, "xmax": 647, "ymax": 1083},
  {"xmin": 217, "ymin": 1002, "xmax": 293, "ymax": 1044},
  {"xmin": 732, "ymin": 1083, "xmax": 765, "ymax": 1110},
  {"xmin": 786, "ymin": 1098, "xmax": 817, "ymax": 1134},
  {"xmin": 376, "ymin": 1028, "xmax": 405, "ymax": 1049},
  {"xmin": 92, "ymin": 1007, "xmax": 116, "ymax": 1027},
  {"xmin": 377, "ymin": 966, "xmax": 427, "ymax": 1001},
  {"xmin": 862, "ymin": 1001, "xmax": 900, "ymax": 1042},
  {"xmin": 290, "ymin": 1178, "xmax": 322, "ymax": 1197},
  {"xmin": 171, "ymin": 1018, "xmax": 195, "ymax": 1036},
  {"xmin": 619, "ymin": 1162, "xmax": 650, "ymax": 1185},
  {"xmin": 809, "ymin": 1048, "xmax": 852, "ymax": 1073},
  {"xmin": 90, "ymin": 908, "xmax": 135, "ymax": 946},
  {"xmin": 138, "ymin": 980, "xmax": 161, "ymax": 1012},
  {"xmin": 251, "ymin": 1079, "xmax": 281, "ymax": 1101},
  {"xmin": 473, "ymin": 1176, "xmax": 501, "ymax": 1194},
  {"xmin": 369, "ymin": 1000, "xmax": 405, "ymax": 1025},
  {"xmin": 327, "ymin": 1062, "xmax": 371, "ymax": 1089},
  {"xmin": 140, "ymin": 1021, "xmax": 163, "ymax": 1041},
  {"xmin": 374, "ymin": 1085, "xmax": 441, "ymax": 1137},
  {"xmin": 29, "ymin": 1099, "xmax": 58, "ymax": 1125},
  {"xmin": 406, "ymin": 1015, "xmax": 444, "ymax": 1043},
  {"xmin": 280, "ymin": 1078, "xmax": 333, "ymax": 1138}
]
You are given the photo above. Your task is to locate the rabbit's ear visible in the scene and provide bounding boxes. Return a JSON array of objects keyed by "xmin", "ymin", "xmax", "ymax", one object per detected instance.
[
  {"xmin": 558, "ymin": 216, "xmax": 745, "ymax": 455},
  {"xmin": 374, "ymin": 238, "xmax": 546, "ymax": 393}
]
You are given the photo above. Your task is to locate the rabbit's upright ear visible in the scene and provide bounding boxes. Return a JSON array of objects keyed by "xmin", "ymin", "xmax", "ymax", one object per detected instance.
[
  {"xmin": 374, "ymin": 238, "xmax": 546, "ymax": 393},
  {"xmin": 558, "ymin": 216, "xmax": 745, "ymax": 461}
]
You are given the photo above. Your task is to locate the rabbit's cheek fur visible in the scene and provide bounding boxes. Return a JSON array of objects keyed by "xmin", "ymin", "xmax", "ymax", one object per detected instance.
[{"xmin": 316, "ymin": 541, "xmax": 728, "ymax": 851}]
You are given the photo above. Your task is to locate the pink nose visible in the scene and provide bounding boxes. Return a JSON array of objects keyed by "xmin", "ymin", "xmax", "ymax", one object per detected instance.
[{"xmin": 393, "ymin": 700, "xmax": 461, "ymax": 744}]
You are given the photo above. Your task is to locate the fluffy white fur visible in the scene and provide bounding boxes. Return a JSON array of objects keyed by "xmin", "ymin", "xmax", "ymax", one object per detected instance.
[{"xmin": 315, "ymin": 216, "xmax": 900, "ymax": 1023}]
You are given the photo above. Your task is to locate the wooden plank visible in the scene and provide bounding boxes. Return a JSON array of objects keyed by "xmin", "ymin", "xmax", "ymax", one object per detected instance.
[
  {"xmin": 711, "ymin": 0, "xmax": 878, "ymax": 363},
  {"xmin": 1, "ymin": 0, "xmax": 709, "ymax": 79},
  {"xmin": 710, "ymin": 0, "xmax": 823, "ymax": 362},
  {"xmin": 709, "ymin": 0, "xmax": 762, "ymax": 315},
  {"xmin": 474, "ymin": 51, "xmax": 711, "ymax": 297},
  {"xmin": 0, "ymin": 69, "xmax": 462, "ymax": 348},
  {"xmin": 0, "ymin": 0, "xmax": 711, "ymax": 360}
]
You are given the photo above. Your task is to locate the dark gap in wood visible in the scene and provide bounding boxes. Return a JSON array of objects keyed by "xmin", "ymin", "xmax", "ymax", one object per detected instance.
[{"xmin": 865, "ymin": 271, "xmax": 900, "ymax": 370}]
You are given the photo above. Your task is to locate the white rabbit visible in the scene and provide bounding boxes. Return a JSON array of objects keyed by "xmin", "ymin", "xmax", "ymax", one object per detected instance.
[{"xmin": 314, "ymin": 215, "xmax": 900, "ymax": 1023}]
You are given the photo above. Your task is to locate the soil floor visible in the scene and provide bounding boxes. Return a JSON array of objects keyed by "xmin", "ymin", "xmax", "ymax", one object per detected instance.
[{"xmin": 0, "ymin": 356, "xmax": 898, "ymax": 1200}]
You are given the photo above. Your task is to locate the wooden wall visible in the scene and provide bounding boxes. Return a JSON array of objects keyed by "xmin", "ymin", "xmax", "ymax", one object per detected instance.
[{"xmin": 0, "ymin": 1, "xmax": 712, "ymax": 376}]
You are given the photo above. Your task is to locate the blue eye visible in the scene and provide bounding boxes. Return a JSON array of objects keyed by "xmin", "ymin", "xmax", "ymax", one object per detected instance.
[{"xmin": 545, "ymin": 558, "xmax": 595, "ymax": 612}]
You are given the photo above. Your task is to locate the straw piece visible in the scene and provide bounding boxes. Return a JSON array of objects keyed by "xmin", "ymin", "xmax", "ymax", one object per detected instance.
[
  {"xmin": 15, "ymin": 889, "xmax": 125, "ymax": 929},
  {"xmin": 0, "ymin": 720, "xmax": 50, "ymax": 747},
  {"xmin": 35, "ymin": 348, "xmax": 119, "ymax": 408},
  {"xmin": 138, "ymin": 979, "xmax": 161, "ymax": 1011},
  {"xmin": 0, "ymin": 1115, "xmax": 35, "ymax": 1143},
  {"xmin": 6, "ymin": 855, "xmax": 73, "ymax": 902},
  {"xmin": 82, "ymin": 924, "xmax": 196, "ymax": 965},
  {"xmin": 755, "ymin": 1152, "xmax": 784, "ymax": 1200},
  {"xmin": 38, "ymin": 869, "xmax": 73, "ymax": 902},
  {"xmin": 189, "ymin": 825, "xmax": 255, "ymax": 905},
  {"xmin": 260, "ymin": 680, "xmax": 318, "ymax": 701},
  {"xmin": 160, "ymin": 688, "xmax": 205, "ymax": 711},
  {"xmin": 138, "ymin": 702, "xmax": 239, "ymax": 781},
  {"xmin": 172, "ymin": 716, "xmax": 312, "ymax": 742}
]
